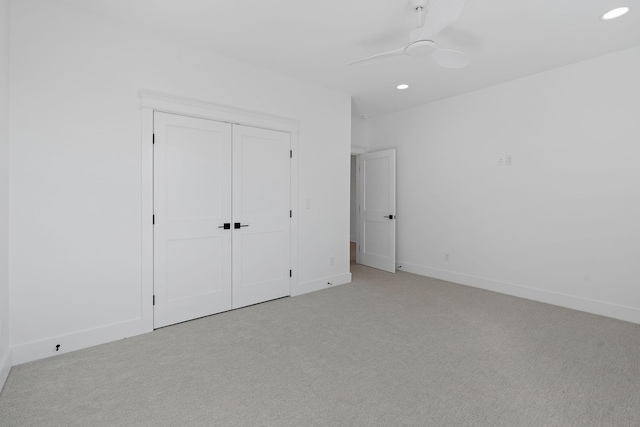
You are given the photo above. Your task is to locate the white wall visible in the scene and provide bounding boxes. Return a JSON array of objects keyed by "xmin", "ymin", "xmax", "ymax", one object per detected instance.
[
  {"xmin": 0, "ymin": 0, "xmax": 11, "ymax": 388},
  {"xmin": 351, "ymin": 109, "xmax": 369, "ymax": 152},
  {"xmin": 368, "ymin": 46, "xmax": 640, "ymax": 324},
  {"xmin": 9, "ymin": 0, "xmax": 351, "ymax": 364}
]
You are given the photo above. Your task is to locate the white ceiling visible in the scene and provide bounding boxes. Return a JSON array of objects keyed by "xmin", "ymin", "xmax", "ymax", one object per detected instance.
[{"xmin": 54, "ymin": 0, "xmax": 640, "ymax": 117}]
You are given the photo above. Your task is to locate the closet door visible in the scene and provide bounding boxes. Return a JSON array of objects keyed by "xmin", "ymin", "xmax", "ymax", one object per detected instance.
[
  {"xmin": 232, "ymin": 125, "xmax": 291, "ymax": 308},
  {"xmin": 153, "ymin": 112, "xmax": 232, "ymax": 328}
]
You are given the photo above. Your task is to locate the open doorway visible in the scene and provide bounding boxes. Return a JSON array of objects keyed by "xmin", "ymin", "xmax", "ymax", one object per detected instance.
[
  {"xmin": 350, "ymin": 154, "xmax": 358, "ymax": 266},
  {"xmin": 350, "ymin": 149, "xmax": 397, "ymax": 273}
]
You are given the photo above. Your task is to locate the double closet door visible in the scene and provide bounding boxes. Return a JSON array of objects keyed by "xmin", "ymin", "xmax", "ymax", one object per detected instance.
[{"xmin": 153, "ymin": 112, "xmax": 291, "ymax": 328}]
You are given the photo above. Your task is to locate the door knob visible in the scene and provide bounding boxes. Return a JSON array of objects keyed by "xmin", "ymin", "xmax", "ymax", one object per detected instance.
[
  {"xmin": 384, "ymin": 215, "xmax": 396, "ymax": 219},
  {"xmin": 218, "ymin": 223, "xmax": 231, "ymax": 229},
  {"xmin": 234, "ymin": 223, "xmax": 249, "ymax": 229}
]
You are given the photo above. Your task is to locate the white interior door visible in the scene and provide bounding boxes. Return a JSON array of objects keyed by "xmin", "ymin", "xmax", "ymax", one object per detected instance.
[
  {"xmin": 153, "ymin": 112, "xmax": 233, "ymax": 328},
  {"xmin": 358, "ymin": 149, "xmax": 396, "ymax": 273},
  {"xmin": 232, "ymin": 125, "xmax": 291, "ymax": 308}
]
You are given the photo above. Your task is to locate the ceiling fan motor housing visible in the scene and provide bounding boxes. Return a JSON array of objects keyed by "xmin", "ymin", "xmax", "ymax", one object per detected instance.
[{"xmin": 405, "ymin": 40, "xmax": 436, "ymax": 56}]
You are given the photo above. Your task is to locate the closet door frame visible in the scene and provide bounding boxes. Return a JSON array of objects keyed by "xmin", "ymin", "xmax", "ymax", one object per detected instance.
[{"xmin": 139, "ymin": 90, "xmax": 300, "ymax": 332}]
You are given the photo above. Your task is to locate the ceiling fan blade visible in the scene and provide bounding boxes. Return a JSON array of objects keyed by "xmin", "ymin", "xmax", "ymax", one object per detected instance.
[
  {"xmin": 348, "ymin": 46, "xmax": 406, "ymax": 66},
  {"xmin": 419, "ymin": 0, "xmax": 467, "ymax": 40},
  {"xmin": 431, "ymin": 47, "xmax": 470, "ymax": 68}
]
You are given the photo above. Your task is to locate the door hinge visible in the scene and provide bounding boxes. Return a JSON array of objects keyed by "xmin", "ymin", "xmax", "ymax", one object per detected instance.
[
  {"xmin": 152, "ymin": 214, "xmax": 155, "ymax": 224},
  {"xmin": 290, "ymin": 150, "xmax": 292, "ymax": 158},
  {"xmin": 153, "ymin": 295, "xmax": 155, "ymax": 306},
  {"xmin": 290, "ymin": 270, "xmax": 292, "ymax": 278},
  {"xmin": 290, "ymin": 210, "xmax": 292, "ymax": 218},
  {"xmin": 152, "ymin": 134, "xmax": 155, "ymax": 144}
]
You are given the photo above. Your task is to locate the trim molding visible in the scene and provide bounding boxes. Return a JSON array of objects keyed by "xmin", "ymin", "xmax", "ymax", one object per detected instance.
[
  {"xmin": 0, "ymin": 348, "xmax": 11, "ymax": 392},
  {"xmin": 292, "ymin": 272, "xmax": 352, "ymax": 297},
  {"xmin": 11, "ymin": 319, "xmax": 145, "ymax": 366},
  {"xmin": 139, "ymin": 90, "xmax": 300, "ymax": 133},
  {"xmin": 398, "ymin": 261, "xmax": 640, "ymax": 325},
  {"xmin": 351, "ymin": 145, "xmax": 368, "ymax": 155}
]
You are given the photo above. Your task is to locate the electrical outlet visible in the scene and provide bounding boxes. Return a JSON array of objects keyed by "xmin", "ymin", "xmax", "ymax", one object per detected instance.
[
  {"xmin": 444, "ymin": 253, "xmax": 450, "ymax": 262},
  {"xmin": 329, "ymin": 256, "xmax": 334, "ymax": 266},
  {"xmin": 497, "ymin": 156, "xmax": 505, "ymax": 166},
  {"xmin": 505, "ymin": 155, "xmax": 513, "ymax": 166}
]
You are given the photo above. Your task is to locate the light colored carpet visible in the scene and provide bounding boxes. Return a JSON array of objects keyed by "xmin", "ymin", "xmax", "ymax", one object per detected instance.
[{"xmin": 1, "ymin": 264, "xmax": 640, "ymax": 426}]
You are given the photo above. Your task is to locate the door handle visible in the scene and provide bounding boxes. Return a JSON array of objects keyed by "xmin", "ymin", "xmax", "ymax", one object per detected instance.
[
  {"xmin": 218, "ymin": 223, "xmax": 231, "ymax": 229},
  {"xmin": 384, "ymin": 215, "xmax": 396, "ymax": 220},
  {"xmin": 234, "ymin": 223, "xmax": 249, "ymax": 229}
]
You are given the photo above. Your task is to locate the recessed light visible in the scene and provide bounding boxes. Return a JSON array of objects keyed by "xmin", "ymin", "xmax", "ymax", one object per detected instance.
[
  {"xmin": 397, "ymin": 84, "xmax": 409, "ymax": 90},
  {"xmin": 601, "ymin": 7, "xmax": 630, "ymax": 20}
]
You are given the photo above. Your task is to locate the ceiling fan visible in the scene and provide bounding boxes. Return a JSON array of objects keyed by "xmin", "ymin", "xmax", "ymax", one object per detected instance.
[{"xmin": 349, "ymin": 0, "xmax": 470, "ymax": 68}]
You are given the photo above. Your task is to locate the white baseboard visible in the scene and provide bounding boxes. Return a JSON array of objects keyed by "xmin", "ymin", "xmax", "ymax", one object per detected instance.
[
  {"xmin": 11, "ymin": 319, "xmax": 150, "ymax": 366},
  {"xmin": 398, "ymin": 261, "xmax": 640, "ymax": 325},
  {"xmin": 9, "ymin": 273, "xmax": 350, "ymax": 366},
  {"xmin": 292, "ymin": 272, "xmax": 352, "ymax": 297},
  {"xmin": 0, "ymin": 347, "xmax": 11, "ymax": 393}
]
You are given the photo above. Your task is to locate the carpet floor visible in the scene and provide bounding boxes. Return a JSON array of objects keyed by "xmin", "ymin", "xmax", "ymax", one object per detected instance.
[{"xmin": 1, "ymin": 264, "xmax": 640, "ymax": 426}]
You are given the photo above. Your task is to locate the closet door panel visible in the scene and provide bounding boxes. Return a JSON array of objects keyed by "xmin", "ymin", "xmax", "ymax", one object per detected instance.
[
  {"xmin": 232, "ymin": 125, "xmax": 291, "ymax": 308},
  {"xmin": 154, "ymin": 112, "xmax": 232, "ymax": 328}
]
